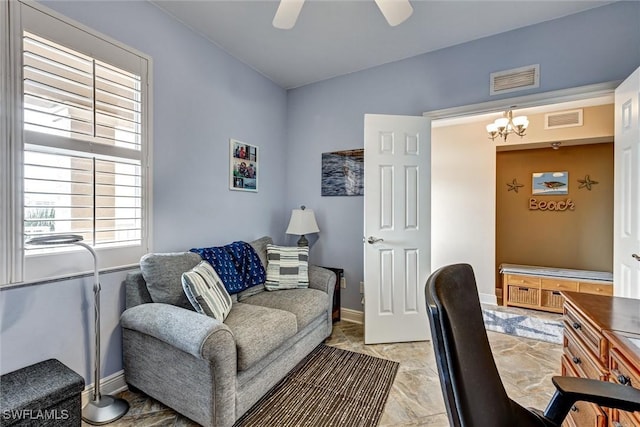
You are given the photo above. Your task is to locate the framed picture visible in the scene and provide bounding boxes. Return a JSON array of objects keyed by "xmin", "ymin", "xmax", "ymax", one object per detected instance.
[
  {"xmin": 532, "ymin": 171, "xmax": 568, "ymax": 195},
  {"xmin": 321, "ymin": 149, "xmax": 364, "ymax": 196},
  {"xmin": 230, "ymin": 139, "xmax": 258, "ymax": 192}
]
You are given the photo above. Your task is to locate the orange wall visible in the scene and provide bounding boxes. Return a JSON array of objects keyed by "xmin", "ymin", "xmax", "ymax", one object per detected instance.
[{"xmin": 496, "ymin": 143, "xmax": 614, "ymax": 286}]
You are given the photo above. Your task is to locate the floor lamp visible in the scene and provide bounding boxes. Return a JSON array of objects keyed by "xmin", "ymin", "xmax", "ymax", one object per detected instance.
[{"xmin": 26, "ymin": 234, "xmax": 129, "ymax": 425}]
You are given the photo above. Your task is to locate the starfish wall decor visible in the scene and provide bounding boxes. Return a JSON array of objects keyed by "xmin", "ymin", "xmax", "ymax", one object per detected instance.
[
  {"xmin": 578, "ymin": 175, "xmax": 599, "ymax": 190},
  {"xmin": 507, "ymin": 178, "xmax": 524, "ymax": 193}
]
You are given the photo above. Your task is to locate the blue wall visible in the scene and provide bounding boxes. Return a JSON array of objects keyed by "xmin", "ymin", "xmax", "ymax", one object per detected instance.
[
  {"xmin": 1, "ymin": 0, "xmax": 639, "ymax": 387},
  {"xmin": 286, "ymin": 1, "xmax": 640, "ymax": 311},
  {"xmin": 0, "ymin": 0, "xmax": 288, "ymax": 384}
]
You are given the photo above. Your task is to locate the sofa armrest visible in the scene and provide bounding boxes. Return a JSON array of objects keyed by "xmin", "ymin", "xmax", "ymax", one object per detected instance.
[
  {"xmin": 120, "ymin": 303, "xmax": 235, "ymax": 360},
  {"xmin": 308, "ymin": 265, "xmax": 336, "ymax": 294}
]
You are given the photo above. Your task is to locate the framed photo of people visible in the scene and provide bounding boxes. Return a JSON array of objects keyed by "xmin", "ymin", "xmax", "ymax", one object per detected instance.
[{"xmin": 230, "ymin": 139, "xmax": 258, "ymax": 192}]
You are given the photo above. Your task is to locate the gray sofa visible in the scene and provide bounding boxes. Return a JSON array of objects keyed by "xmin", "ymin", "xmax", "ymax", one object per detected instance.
[{"xmin": 120, "ymin": 236, "xmax": 335, "ymax": 427}]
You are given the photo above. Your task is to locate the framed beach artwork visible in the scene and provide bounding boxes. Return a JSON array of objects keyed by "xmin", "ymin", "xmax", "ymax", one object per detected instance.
[
  {"xmin": 321, "ymin": 149, "xmax": 364, "ymax": 196},
  {"xmin": 230, "ymin": 139, "xmax": 258, "ymax": 192},
  {"xmin": 532, "ymin": 171, "xmax": 569, "ymax": 195}
]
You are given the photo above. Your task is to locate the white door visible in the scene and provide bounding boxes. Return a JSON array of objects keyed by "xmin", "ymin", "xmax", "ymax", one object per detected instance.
[
  {"xmin": 363, "ymin": 114, "xmax": 431, "ymax": 344},
  {"xmin": 614, "ymin": 67, "xmax": 640, "ymax": 299}
]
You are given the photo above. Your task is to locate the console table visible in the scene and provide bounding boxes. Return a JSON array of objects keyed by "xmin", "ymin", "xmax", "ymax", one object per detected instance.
[
  {"xmin": 500, "ymin": 264, "xmax": 613, "ymax": 313},
  {"xmin": 561, "ymin": 291, "xmax": 640, "ymax": 427}
]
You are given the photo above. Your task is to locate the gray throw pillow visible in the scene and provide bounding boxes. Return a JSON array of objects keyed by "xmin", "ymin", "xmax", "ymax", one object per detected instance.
[{"xmin": 140, "ymin": 252, "xmax": 202, "ymax": 309}]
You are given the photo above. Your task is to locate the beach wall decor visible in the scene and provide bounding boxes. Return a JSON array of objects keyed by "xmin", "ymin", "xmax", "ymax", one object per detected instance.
[
  {"xmin": 321, "ymin": 149, "xmax": 364, "ymax": 196},
  {"xmin": 532, "ymin": 171, "xmax": 568, "ymax": 195}
]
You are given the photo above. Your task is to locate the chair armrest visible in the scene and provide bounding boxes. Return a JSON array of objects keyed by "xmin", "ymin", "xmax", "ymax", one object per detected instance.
[
  {"xmin": 308, "ymin": 265, "xmax": 336, "ymax": 294},
  {"xmin": 544, "ymin": 376, "xmax": 640, "ymax": 424},
  {"xmin": 121, "ymin": 303, "xmax": 235, "ymax": 360}
]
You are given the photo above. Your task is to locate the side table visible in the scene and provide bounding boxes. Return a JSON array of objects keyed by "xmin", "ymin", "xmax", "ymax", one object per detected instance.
[{"xmin": 320, "ymin": 266, "xmax": 343, "ymax": 323}]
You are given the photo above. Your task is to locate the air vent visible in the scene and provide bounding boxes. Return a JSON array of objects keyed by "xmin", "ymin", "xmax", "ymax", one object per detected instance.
[
  {"xmin": 490, "ymin": 64, "xmax": 540, "ymax": 96},
  {"xmin": 545, "ymin": 109, "xmax": 583, "ymax": 129}
]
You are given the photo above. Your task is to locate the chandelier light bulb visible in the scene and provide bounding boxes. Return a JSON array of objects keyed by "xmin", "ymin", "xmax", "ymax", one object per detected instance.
[
  {"xmin": 495, "ymin": 117, "xmax": 509, "ymax": 129},
  {"xmin": 512, "ymin": 115, "xmax": 528, "ymax": 127},
  {"xmin": 487, "ymin": 109, "xmax": 528, "ymax": 141}
]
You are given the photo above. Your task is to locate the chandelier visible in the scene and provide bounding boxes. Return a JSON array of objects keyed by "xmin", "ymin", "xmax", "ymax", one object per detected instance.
[{"xmin": 486, "ymin": 110, "xmax": 529, "ymax": 141}]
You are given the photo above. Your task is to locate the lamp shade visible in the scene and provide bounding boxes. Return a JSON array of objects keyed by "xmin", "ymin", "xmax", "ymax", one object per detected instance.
[{"xmin": 286, "ymin": 208, "xmax": 319, "ymax": 235}]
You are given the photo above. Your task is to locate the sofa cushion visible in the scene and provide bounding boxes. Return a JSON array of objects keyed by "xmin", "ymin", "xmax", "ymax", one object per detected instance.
[
  {"xmin": 249, "ymin": 236, "xmax": 272, "ymax": 270},
  {"xmin": 265, "ymin": 245, "xmax": 309, "ymax": 290},
  {"xmin": 140, "ymin": 252, "xmax": 202, "ymax": 309},
  {"xmin": 182, "ymin": 261, "xmax": 233, "ymax": 321},
  {"xmin": 242, "ymin": 288, "xmax": 327, "ymax": 331},
  {"xmin": 224, "ymin": 303, "xmax": 297, "ymax": 371}
]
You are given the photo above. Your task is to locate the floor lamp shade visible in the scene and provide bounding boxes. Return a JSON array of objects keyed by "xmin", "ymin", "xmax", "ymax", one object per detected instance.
[
  {"xmin": 286, "ymin": 206, "xmax": 319, "ymax": 246},
  {"xmin": 25, "ymin": 234, "xmax": 129, "ymax": 425}
]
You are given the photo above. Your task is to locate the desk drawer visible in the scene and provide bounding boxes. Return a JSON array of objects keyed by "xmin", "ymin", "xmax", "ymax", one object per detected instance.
[
  {"xmin": 609, "ymin": 407, "xmax": 640, "ymax": 427},
  {"xmin": 561, "ymin": 355, "xmax": 607, "ymax": 427},
  {"xmin": 564, "ymin": 306, "xmax": 607, "ymax": 368},
  {"xmin": 610, "ymin": 348, "xmax": 640, "ymax": 389},
  {"xmin": 564, "ymin": 329, "xmax": 608, "ymax": 381},
  {"xmin": 564, "ymin": 400, "xmax": 607, "ymax": 427}
]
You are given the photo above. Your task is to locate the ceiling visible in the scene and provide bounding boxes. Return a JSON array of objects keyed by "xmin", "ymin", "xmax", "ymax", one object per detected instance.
[{"xmin": 151, "ymin": 0, "xmax": 613, "ymax": 89}]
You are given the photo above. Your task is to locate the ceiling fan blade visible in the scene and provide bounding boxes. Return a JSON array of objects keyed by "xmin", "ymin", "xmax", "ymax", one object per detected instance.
[
  {"xmin": 273, "ymin": 0, "xmax": 305, "ymax": 30},
  {"xmin": 374, "ymin": 0, "xmax": 413, "ymax": 27}
]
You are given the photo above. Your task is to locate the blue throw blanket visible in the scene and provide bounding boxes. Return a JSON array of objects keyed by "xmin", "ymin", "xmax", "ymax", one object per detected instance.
[{"xmin": 190, "ymin": 241, "xmax": 266, "ymax": 295}]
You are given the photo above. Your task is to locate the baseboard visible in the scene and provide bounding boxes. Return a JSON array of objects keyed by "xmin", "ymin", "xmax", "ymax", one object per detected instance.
[
  {"xmin": 479, "ymin": 292, "xmax": 497, "ymax": 306},
  {"xmin": 340, "ymin": 308, "xmax": 364, "ymax": 324},
  {"xmin": 81, "ymin": 370, "xmax": 127, "ymax": 406}
]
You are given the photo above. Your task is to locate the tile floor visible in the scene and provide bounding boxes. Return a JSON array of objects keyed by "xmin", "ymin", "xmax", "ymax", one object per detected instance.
[{"xmin": 91, "ymin": 318, "xmax": 563, "ymax": 426}]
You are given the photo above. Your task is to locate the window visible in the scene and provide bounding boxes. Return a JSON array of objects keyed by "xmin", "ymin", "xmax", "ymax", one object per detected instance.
[{"xmin": 1, "ymin": 2, "xmax": 151, "ymax": 285}]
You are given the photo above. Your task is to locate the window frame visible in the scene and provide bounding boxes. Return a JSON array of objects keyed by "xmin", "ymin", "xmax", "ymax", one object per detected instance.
[{"xmin": 1, "ymin": 1, "xmax": 153, "ymax": 287}]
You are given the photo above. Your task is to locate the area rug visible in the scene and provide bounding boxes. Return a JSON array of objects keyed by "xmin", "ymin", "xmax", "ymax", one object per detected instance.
[
  {"xmin": 234, "ymin": 345, "xmax": 399, "ymax": 427},
  {"xmin": 483, "ymin": 308, "xmax": 563, "ymax": 344}
]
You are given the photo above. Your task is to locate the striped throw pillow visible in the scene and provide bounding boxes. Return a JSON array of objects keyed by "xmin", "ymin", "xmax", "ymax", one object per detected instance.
[
  {"xmin": 181, "ymin": 261, "xmax": 233, "ymax": 321},
  {"xmin": 265, "ymin": 244, "xmax": 309, "ymax": 291}
]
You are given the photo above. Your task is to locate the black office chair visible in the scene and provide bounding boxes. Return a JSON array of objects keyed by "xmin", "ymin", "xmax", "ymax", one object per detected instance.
[{"xmin": 425, "ymin": 263, "xmax": 640, "ymax": 427}]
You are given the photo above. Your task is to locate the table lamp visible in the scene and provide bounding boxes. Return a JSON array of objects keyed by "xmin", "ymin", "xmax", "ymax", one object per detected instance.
[
  {"xmin": 26, "ymin": 234, "xmax": 129, "ymax": 425},
  {"xmin": 286, "ymin": 206, "xmax": 319, "ymax": 247}
]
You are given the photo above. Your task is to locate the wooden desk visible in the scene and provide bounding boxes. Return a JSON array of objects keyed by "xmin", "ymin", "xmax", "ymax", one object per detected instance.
[{"xmin": 561, "ymin": 292, "xmax": 640, "ymax": 427}]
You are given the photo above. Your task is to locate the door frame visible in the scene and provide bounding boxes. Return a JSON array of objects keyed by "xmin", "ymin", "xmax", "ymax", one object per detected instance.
[{"xmin": 424, "ymin": 80, "xmax": 619, "ymax": 303}]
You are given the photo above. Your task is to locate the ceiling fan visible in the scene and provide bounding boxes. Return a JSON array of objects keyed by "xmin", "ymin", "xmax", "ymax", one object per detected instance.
[{"xmin": 273, "ymin": 0, "xmax": 414, "ymax": 30}]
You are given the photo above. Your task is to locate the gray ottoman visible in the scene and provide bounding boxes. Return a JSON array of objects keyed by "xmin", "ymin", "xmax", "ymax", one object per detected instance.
[{"xmin": 1, "ymin": 359, "xmax": 84, "ymax": 426}]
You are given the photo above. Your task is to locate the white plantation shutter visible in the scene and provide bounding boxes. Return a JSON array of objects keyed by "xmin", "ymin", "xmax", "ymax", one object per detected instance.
[{"xmin": 12, "ymin": 2, "xmax": 151, "ymax": 283}]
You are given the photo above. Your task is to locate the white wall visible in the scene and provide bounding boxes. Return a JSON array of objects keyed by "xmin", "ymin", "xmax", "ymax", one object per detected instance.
[{"xmin": 431, "ymin": 122, "xmax": 497, "ymax": 304}]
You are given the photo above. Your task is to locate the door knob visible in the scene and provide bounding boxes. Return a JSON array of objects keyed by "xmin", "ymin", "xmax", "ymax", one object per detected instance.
[
  {"xmin": 633, "ymin": 253, "xmax": 640, "ymax": 261},
  {"xmin": 367, "ymin": 236, "xmax": 384, "ymax": 244}
]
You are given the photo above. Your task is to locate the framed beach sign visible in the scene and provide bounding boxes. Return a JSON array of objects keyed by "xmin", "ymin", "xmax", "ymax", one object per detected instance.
[
  {"xmin": 230, "ymin": 139, "xmax": 258, "ymax": 192},
  {"xmin": 532, "ymin": 171, "xmax": 568, "ymax": 195}
]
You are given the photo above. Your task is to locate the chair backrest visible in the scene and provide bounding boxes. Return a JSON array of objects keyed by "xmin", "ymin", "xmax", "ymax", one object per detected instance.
[{"xmin": 425, "ymin": 263, "xmax": 544, "ymax": 427}]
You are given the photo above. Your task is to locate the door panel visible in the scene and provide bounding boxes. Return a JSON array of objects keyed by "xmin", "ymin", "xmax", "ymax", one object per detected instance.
[
  {"xmin": 364, "ymin": 114, "xmax": 431, "ymax": 344},
  {"xmin": 614, "ymin": 67, "xmax": 640, "ymax": 299}
]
